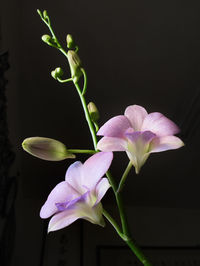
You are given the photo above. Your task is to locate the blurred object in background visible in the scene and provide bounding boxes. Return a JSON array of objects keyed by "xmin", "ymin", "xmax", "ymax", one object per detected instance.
[{"xmin": 0, "ymin": 51, "xmax": 17, "ymax": 266}]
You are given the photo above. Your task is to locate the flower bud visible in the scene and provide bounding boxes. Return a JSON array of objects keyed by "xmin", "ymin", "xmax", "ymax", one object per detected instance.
[
  {"xmin": 88, "ymin": 102, "xmax": 100, "ymax": 122},
  {"xmin": 41, "ymin": 34, "xmax": 51, "ymax": 43},
  {"xmin": 66, "ymin": 34, "xmax": 75, "ymax": 49},
  {"xmin": 41, "ymin": 35, "xmax": 56, "ymax": 47},
  {"xmin": 22, "ymin": 137, "xmax": 75, "ymax": 161},
  {"xmin": 43, "ymin": 10, "xmax": 48, "ymax": 19},
  {"xmin": 51, "ymin": 67, "xmax": 64, "ymax": 80},
  {"xmin": 67, "ymin": 50, "xmax": 82, "ymax": 83}
]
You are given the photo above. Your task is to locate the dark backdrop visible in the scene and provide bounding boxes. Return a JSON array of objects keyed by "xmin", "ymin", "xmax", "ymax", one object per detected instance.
[{"xmin": 1, "ymin": 1, "xmax": 200, "ymax": 266}]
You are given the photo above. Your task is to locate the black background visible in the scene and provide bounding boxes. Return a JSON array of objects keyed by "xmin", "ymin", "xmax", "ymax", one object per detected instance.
[{"xmin": 1, "ymin": 1, "xmax": 200, "ymax": 265}]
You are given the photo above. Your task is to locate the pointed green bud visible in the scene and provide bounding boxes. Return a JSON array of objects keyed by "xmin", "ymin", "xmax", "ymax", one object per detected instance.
[
  {"xmin": 88, "ymin": 102, "xmax": 100, "ymax": 122},
  {"xmin": 22, "ymin": 137, "xmax": 75, "ymax": 161},
  {"xmin": 66, "ymin": 34, "xmax": 75, "ymax": 49},
  {"xmin": 43, "ymin": 10, "xmax": 48, "ymax": 19},
  {"xmin": 41, "ymin": 35, "xmax": 56, "ymax": 47},
  {"xmin": 41, "ymin": 34, "xmax": 51, "ymax": 43},
  {"xmin": 67, "ymin": 50, "xmax": 82, "ymax": 83},
  {"xmin": 51, "ymin": 67, "xmax": 64, "ymax": 80}
]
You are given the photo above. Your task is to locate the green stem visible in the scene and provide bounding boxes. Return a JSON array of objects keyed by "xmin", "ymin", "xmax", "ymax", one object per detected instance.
[
  {"xmin": 93, "ymin": 121, "xmax": 99, "ymax": 132},
  {"xmin": 117, "ymin": 161, "xmax": 132, "ymax": 193},
  {"xmin": 67, "ymin": 149, "xmax": 96, "ymax": 154},
  {"xmin": 74, "ymin": 82, "xmax": 98, "ymax": 150},
  {"xmin": 106, "ymin": 171, "xmax": 130, "ymax": 236},
  {"xmin": 39, "ymin": 12, "xmax": 69, "ymax": 59},
  {"xmin": 57, "ymin": 77, "xmax": 73, "ymax": 83},
  {"xmin": 81, "ymin": 68, "xmax": 87, "ymax": 95},
  {"xmin": 106, "ymin": 171, "xmax": 153, "ymax": 265},
  {"xmin": 42, "ymin": 17, "xmax": 61, "ymax": 48},
  {"xmin": 102, "ymin": 209, "xmax": 125, "ymax": 239},
  {"xmin": 103, "ymin": 209, "xmax": 153, "ymax": 266},
  {"xmin": 126, "ymin": 240, "xmax": 153, "ymax": 266}
]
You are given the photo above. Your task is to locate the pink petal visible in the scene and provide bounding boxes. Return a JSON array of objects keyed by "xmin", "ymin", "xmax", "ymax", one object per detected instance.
[
  {"xmin": 141, "ymin": 112, "xmax": 180, "ymax": 137},
  {"xmin": 124, "ymin": 105, "xmax": 148, "ymax": 131},
  {"xmin": 82, "ymin": 152, "xmax": 113, "ymax": 190},
  {"xmin": 40, "ymin": 181, "xmax": 79, "ymax": 219},
  {"xmin": 97, "ymin": 137, "xmax": 127, "ymax": 151},
  {"xmin": 48, "ymin": 208, "xmax": 82, "ymax": 232},
  {"xmin": 97, "ymin": 115, "xmax": 131, "ymax": 137},
  {"xmin": 150, "ymin": 136, "xmax": 184, "ymax": 153},
  {"xmin": 65, "ymin": 161, "xmax": 85, "ymax": 194},
  {"xmin": 95, "ymin": 178, "xmax": 111, "ymax": 205}
]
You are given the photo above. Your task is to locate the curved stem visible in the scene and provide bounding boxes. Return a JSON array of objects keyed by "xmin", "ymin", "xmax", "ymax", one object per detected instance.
[
  {"xmin": 57, "ymin": 77, "xmax": 73, "ymax": 83},
  {"xmin": 93, "ymin": 122, "xmax": 99, "ymax": 132},
  {"xmin": 117, "ymin": 161, "xmax": 132, "ymax": 193},
  {"xmin": 81, "ymin": 68, "xmax": 87, "ymax": 96}
]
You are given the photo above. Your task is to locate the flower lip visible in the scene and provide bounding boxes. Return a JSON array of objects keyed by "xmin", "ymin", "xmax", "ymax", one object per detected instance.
[
  {"xmin": 55, "ymin": 191, "xmax": 90, "ymax": 212},
  {"xmin": 125, "ymin": 130, "xmax": 156, "ymax": 143}
]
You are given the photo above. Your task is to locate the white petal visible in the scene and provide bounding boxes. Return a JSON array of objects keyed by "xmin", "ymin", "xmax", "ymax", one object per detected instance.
[
  {"xmin": 48, "ymin": 208, "xmax": 82, "ymax": 232},
  {"xmin": 125, "ymin": 131, "xmax": 155, "ymax": 174},
  {"xmin": 48, "ymin": 200, "xmax": 105, "ymax": 232}
]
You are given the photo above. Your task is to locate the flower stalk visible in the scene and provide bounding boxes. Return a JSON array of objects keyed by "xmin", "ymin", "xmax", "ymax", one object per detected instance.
[
  {"xmin": 117, "ymin": 161, "xmax": 133, "ymax": 193},
  {"xmin": 36, "ymin": 9, "xmax": 155, "ymax": 265}
]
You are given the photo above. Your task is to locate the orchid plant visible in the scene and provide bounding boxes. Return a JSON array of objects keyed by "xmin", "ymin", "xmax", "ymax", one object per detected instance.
[{"xmin": 22, "ymin": 10, "xmax": 184, "ymax": 266}]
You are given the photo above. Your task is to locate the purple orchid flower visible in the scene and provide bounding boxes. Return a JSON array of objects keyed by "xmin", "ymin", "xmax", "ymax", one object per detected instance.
[
  {"xmin": 40, "ymin": 152, "xmax": 113, "ymax": 232},
  {"xmin": 97, "ymin": 105, "xmax": 184, "ymax": 174}
]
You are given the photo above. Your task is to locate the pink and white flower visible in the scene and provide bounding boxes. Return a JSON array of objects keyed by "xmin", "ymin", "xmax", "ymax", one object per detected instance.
[
  {"xmin": 97, "ymin": 105, "xmax": 184, "ymax": 174},
  {"xmin": 40, "ymin": 152, "xmax": 113, "ymax": 232}
]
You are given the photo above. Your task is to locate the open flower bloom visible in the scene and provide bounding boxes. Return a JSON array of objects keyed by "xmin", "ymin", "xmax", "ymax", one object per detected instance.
[
  {"xmin": 97, "ymin": 105, "xmax": 184, "ymax": 174},
  {"xmin": 40, "ymin": 152, "xmax": 113, "ymax": 232}
]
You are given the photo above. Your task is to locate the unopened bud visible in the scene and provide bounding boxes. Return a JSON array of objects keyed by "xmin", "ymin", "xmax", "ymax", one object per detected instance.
[
  {"xmin": 66, "ymin": 34, "xmax": 75, "ymax": 49},
  {"xmin": 41, "ymin": 34, "xmax": 56, "ymax": 47},
  {"xmin": 67, "ymin": 50, "xmax": 82, "ymax": 83},
  {"xmin": 41, "ymin": 34, "xmax": 51, "ymax": 43},
  {"xmin": 88, "ymin": 102, "xmax": 100, "ymax": 122},
  {"xmin": 22, "ymin": 137, "xmax": 75, "ymax": 161},
  {"xmin": 51, "ymin": 67, "xmax": 64, "ymax": 80},
  {"xmin": 43, "ymin": 10, "xmax": 48, "ymax": 19}
]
